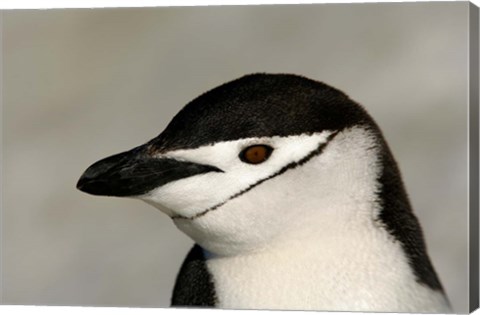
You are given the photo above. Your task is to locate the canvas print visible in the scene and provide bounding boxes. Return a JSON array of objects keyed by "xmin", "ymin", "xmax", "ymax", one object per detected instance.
[{"xmin": 2, "ymin": 2, "xmax": 478, "ymax": 314}]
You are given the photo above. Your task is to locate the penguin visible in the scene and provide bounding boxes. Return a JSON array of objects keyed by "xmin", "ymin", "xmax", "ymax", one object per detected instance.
[{"xmin": 77, "ymin": 73, "xmax": 451, "ymax": 313}]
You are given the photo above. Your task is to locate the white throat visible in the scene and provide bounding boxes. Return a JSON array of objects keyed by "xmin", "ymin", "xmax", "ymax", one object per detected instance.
[{"xmin": 173, "ymin": 127, "xmax": 382, "ymax": 256}]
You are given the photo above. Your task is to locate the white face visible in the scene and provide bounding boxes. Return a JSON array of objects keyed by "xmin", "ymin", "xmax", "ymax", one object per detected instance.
[{"xmin": 137, "ymin": 127, "xmax": 380, "ymax": 256}]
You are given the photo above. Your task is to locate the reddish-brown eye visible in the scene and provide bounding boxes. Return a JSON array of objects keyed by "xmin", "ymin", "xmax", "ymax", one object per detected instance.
[{"xmin": 239, "ymin": 145, "xmax": 273, "ymax": 164}]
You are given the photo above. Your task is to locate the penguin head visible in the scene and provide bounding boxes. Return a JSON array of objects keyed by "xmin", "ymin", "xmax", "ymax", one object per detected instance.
[{"xmin": 77, "ymin": 74, "xmax": 384, "ymax": 256}]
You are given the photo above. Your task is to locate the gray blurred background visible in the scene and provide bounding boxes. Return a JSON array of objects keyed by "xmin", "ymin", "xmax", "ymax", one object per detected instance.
[{"xmin": 1, "ymin": 3, "xmax": 470, "ymax": 312}]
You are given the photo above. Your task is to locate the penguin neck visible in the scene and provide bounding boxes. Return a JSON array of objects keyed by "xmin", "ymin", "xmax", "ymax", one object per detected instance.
[
  {"xmin": 203, "ymin": 128, "xmax": 450, "ymax": 312},
  {"xmin": 261, "ymin": 126, "xmax": 384, "ymax": 253},
  {"xmin": 196, "ymin": 126, "xmax": 386, "ymax": 257}
]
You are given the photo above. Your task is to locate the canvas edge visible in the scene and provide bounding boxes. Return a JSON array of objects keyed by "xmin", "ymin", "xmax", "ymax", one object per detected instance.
[{"xmin": 469, "ymin": 2, "xmax": 480, "ymax": 314}]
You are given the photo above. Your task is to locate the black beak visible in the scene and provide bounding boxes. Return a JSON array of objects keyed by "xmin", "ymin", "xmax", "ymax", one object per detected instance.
[{"xmin": 77, "ymin": 145, "xmax": 223, "ymax": 197}]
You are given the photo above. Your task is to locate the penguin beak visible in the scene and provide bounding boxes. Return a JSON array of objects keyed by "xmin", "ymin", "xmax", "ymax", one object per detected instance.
[{"xmin": 77, "ymin": 145, "xmax": 223, "ymax": 197}]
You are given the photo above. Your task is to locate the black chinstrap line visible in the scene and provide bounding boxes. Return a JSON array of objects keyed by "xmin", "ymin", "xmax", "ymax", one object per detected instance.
[{"xmin": 171, "ymin": 130, "xmax": 340, "ymax": 221}]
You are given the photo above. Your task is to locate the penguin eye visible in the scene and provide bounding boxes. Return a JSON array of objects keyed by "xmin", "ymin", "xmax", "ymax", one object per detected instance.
[{"xmin": 239, "ymin": 145, "xmax": 273, "ymax": 165}]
